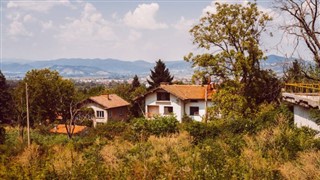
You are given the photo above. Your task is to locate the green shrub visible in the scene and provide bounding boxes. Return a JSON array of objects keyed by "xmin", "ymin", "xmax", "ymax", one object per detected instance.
[
  {"xmin": 181, "ymin": 114, "xmax": 193, "ymax": 123},
  {"xmin": 88, "ymin": 122, "xmax": 128, "ymax": 140},
  {"xmin": 78, "ymin": 119, "xmax": 93, "ymax": 127},
  {"xmin": 185, "ymin": 121, "xmax": 220, "ymax": 144},
  {"xmin": 149, "ymin": 116, "xmax": 179, "ymax": 137},
  {"xmin": 131, "ymin": 116, "xmax": 179, "ymax": 141}
]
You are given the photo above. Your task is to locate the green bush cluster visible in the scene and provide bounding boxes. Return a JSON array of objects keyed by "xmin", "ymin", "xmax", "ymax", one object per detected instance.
[{"xmin": 132, "ymin": 116, "xmax": 179, "ymax": 139}]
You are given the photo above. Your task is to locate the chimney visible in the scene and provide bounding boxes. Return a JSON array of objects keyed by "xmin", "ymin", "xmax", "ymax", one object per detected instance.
[{"xmin": 106, "ymin": 94, "xmax": 111, "ymax": 100}]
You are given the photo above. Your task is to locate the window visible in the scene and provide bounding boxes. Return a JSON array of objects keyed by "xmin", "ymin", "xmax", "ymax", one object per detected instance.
[
  {"xmin": 157, "ymin": 92, "xmax": 170, "ymax": 101},
  {"xmin": 190, "ymin": 107, "xmax": 199, "ymax": 116},
  {"xmin": 97, "ymin": 111, "xmax": 104, "ymax": 118},
  {"xmin": 164, "ymin": 106, "xmax": 173, "ymax": 115},
  {"xmin": 190, "ymin": 100, "xmax": 198, "ymax": 102}
]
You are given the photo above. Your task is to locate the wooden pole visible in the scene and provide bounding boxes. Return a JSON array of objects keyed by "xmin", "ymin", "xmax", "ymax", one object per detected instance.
[{"xmin": 26, "ymin": 83, "xmax": 30, "ymax": 147}]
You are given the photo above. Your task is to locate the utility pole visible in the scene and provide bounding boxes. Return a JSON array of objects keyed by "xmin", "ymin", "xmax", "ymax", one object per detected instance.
[{"xmin": 26, "ymin": 83, "xmax": 30, "ymax": 147}]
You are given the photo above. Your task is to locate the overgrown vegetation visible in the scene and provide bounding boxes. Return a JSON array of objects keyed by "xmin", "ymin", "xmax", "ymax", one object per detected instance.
[{"xmin": 0, "ymin": 106, "xmax": 319, "ymax": 179}]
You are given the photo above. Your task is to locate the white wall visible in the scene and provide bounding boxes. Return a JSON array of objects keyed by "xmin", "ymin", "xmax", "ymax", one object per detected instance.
[
  {"xmin": 185, "ymin": 101, "xmax": 212, "ymax": 122},
  {"xmin": 145, "ymin": 91, "xmax": 183, "ymax": 122},
  {"xmin": 145, "ymin": 90, "xmax": 212, "ymax": 122},
  {"xmin": 294, "ymin": 105, "xmax": 320, "ymax": 132},
  {"xmin": 85, "ymin": 103, "xmax": 108, "ymax": 123}
]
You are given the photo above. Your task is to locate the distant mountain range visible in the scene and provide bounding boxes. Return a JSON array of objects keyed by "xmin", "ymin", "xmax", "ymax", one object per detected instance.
[{"xmin": 1, "ymin": 55, "xmax": 292, "ymax": 79}]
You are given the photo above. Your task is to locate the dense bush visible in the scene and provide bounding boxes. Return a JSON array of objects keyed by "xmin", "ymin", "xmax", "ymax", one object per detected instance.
[
  {"xmin": 87, "ymin": 122, "xmax": 128, "ymax": 140},
  {"xmin": 149, "ymin": 116, "xmax": 179, "ymax": 137},
  {"xmin": 131, "ymin": 116, "xmax": 179, "ymax": 140}
]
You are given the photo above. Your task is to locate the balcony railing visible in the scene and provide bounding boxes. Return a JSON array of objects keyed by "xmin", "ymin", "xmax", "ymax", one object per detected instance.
[{"xmin": 284, "ymin": 83, "xmax": 320, "ymax": 94}]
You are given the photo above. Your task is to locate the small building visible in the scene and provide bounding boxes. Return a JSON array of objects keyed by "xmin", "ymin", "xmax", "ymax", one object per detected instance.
[
  {"xmin": 82, "ymin": 94, "xmax": 130, "ymax": 126},
  {"xmin": 282, "ymin": 92, "xmax": 320, "ymax": 132},
  {"xmin": 139, "ymin": 84, "xmax": 215, "ymax": 122}
]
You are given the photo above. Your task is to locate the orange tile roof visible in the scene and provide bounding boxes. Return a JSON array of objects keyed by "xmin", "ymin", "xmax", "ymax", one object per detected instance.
[
  {"xmin": 159, "ymin": 84, "xmax": 215, "ymax": 100},
  {"xmin": 89, "ymin": 94, "xmax": 130, "ymax": 109},
  {"xmin": 50, "ymin": 124, "xmax": 87, "ymax": 134}
]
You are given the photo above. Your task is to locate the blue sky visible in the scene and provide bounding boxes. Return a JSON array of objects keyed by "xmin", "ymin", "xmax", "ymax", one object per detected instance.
[{"xmin": 0, "ymin": 0, "xmax": 312, "ymax": 62}]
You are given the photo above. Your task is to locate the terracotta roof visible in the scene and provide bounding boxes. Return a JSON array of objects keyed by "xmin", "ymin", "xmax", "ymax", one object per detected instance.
[
  {"xmin": 159, "ymin": 84, "xmax": 215, "ymax": 100},
  {"xmin": 50, "ymin": 124, "xmax": 87, "ymax": 134},
  {"xmin": 89, "ymin": 94, "xmax": 130, "ymax": 109}
]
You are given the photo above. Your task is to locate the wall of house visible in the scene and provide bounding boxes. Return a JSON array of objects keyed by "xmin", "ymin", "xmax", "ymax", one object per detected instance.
[
  {"xmin": 145, "ymin": 90, "xmax": 183, "ymax": 122},
  {"xmin": 85, "ymin": 103, "xmax": 108, "ymax": 123},
  {"xmin": 185, "ymin": 101, "xmax": 212, "ymax": 122},
  {"xmin": 108, "ymin": 106, "xmax": 129, "ymax": 122},
  {"xmin": 294, "ymin": 105, "xmax": 320, "ymax": 132},
  {"xmin": 145, "ymin": 90, "xmax": 213, "ymax": 122}
]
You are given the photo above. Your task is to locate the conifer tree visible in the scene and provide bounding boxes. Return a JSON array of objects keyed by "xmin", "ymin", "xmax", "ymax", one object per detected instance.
[
  {"xmin": 131, "ymin": 75, "xmax": 141, "ymax": 91},
  {"xmin": 0, "ymin": 71, "xmax": 12, "ymax": 123},
  {"xmin": 147, "ymin": 59, "xmax": 174, "ymax": 89}
]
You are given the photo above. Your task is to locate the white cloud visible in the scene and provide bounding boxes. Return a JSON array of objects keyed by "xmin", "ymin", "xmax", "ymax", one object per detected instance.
[
  {"xmin": 128, "ymin": 30, "xmax": 142, "ymax": 41},
  {"xmin": 8, "ymin": 20, "xmax": 33, "ymax": 37},
  {"xmin": 123, "ymin": 3, "xmax": 168, "ymax": 30},
  {"xmin": 6, "ymin": 12, "xmax": 33, "ymax": 38},
  {"xmin": 41, "ymin": 20, "xmax": 53, "ymax": 31},
  {"xmin": 173, "ymin": 16, "xmax": 195, "ymax": 32},
  {"xmin": 7, "ymin": 0, "xmax": 73, "ymax": 13},
  {"xmin": 23, "ymin": 14, "xmax": 36, "ymax": 23},
  {"xmin": 56, "ymin": 3, "xmax": 116, "ymax": 43}
]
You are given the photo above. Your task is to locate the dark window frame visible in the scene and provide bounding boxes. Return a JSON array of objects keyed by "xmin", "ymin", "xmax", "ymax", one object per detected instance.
[
  {"xmin": 157, "ymin": 92, "xmax": 170, "ymax": 101},
  {"xmin": 97, "ymin": 110, "xmax": 105, "ymax": 118},
  {"xmin": 164, "ymin": 106, "xmax": 173, "ymax": 115},
  {"xmin": 190, "ymin": 106, "xmax": 199, "ymax": 116}
]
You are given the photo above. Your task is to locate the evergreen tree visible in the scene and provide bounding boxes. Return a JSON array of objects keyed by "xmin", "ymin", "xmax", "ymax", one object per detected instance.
[
  {"xmin": 147, "ymin": 59, "xmax": 174, "ymax": 89},
  {"xmin": 131, "ymin": 75, "xmax": 141, "ymax": 91},
  {"xmin": 0, "ymin": 71, "xmax": 12, "ymax": 124}
]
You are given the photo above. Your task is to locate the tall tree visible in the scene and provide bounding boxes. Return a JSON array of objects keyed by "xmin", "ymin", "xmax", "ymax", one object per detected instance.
[
  {"xmin": 130, "ymin": 75, "xmax": 146, "ymax": 118},
  {"xmin": 277, "ymin": 0, "xmax": 320, "ymax": 67},
  {"xmin": 14, "ymin": 69, "xmax": 76, "ymax": 126},
  {"xmin": 131, "ymin": 75, "xmax": 141, "ymax": 91},
  {"xmin": 0, "ymin": 71, "xmax": 12, "ymax": 124},
  {"xmin": 147, "ymin": 59, "xmax": 174, "ymax": 89},
  {"xmin": 185, "ymin": 2, "xmax": 278, "ymax": 119}
]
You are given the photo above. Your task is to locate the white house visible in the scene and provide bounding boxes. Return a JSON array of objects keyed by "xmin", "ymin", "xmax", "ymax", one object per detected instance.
[
  {"xmin": 141, "ymin": 84, "xmax": 215, "ymax": 122},
  {"xmin": 82, "ymin": 94, "xmax": 130, "ymax": 126}
]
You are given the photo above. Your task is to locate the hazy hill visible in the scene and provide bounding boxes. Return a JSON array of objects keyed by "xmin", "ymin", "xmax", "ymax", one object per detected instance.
[{"xmin": 1, "ymin": 55, "xmax": 292, "ymax": 79}]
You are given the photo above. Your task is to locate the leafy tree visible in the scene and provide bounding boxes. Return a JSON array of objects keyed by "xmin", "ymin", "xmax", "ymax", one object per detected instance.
[
  {"xmin": 0, "ymin": 71, "xmax": 12, "ymax": 124},
  {"xmin": 185, "ymin": 2, "xmax": 278, "ymax": 118},
  {"xmin": 14, "ymin": 69, "xmax": 76, "ymax": 126},
  {"xmin": 147, "ymin": 59, "xmax": 174, "ymax": 89}
]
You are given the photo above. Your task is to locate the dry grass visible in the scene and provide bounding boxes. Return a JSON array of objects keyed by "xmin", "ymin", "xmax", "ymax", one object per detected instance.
[
  {"xmin": 100, "ymin": 131, "xmax": 194, "ymax": 179},
  {"xmin": 280, "ymin": 150, "xmax": 320, "ymax": 179},
  {"xmin": 51, "ymin": 144, "xmax": 83, "ymax": 174},
  {"xmin": 14, "ymin": 143, "xmax": 40, "ymax": 167}
]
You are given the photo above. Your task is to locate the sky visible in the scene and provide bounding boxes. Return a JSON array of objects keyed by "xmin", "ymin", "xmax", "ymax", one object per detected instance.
[{"xmin": 0, "ymin": 0, "xmax": 313, "ymax": 62}]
